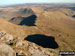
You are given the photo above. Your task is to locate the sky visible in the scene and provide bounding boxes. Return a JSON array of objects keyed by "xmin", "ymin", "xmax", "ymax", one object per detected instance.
[{"xmin": 0, "ymin": 0, "xmax": 75, "ymax": 6}]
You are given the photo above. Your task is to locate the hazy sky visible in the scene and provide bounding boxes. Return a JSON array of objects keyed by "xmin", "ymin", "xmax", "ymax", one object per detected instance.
[{"xmin": 0, "ymin": 0, "xmax": 75, "ymax": 6}]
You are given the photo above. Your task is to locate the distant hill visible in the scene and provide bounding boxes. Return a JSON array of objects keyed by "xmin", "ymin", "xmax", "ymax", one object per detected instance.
[{"xmin": 0, "ymin": 8, "xmax": 35, "ymax": 20}]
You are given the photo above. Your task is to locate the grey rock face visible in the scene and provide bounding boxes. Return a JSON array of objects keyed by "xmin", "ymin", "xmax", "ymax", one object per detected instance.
[
  {"xmin": 28, "ymin": 43, "xmax": 52, "ymax": 56},
  {"xmin": 16, "ymin": 37, "xmax": 23, "ymax": 47},
  {"xmin": 0, "ymin": 43, "xmax": 16, "ymax": 56},
  {"xmin": 0, "ymin": 32, "xmax": 14, "ymax": 44}
]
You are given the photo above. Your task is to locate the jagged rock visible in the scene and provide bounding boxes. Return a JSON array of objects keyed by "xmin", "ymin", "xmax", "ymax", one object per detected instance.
[
  {"xmin": 0, "ymin": 43, "xmax": 16, "ymax": 56},
  {"xmin": 16, "ymin": 50, "xmax": 27, "ymax": 56},
  {"xmin": 27, "ymin": 43, "xmax": 52, "ymax": 56},
  {"xmin": 16, "ymin": 37, "xmax": 23, "ymax": 47},
  {"xmin": 29, "ymin": 47, "xmax": 49, "ymax": 56},
  {"xmin": 0, "ymin": 31, "xmax": 14, "ymax": 44}
]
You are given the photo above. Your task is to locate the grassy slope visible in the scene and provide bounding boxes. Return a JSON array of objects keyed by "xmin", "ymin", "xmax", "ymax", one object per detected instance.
[{"xmin": 32, "ymin": 7, "xmax": 75, "ymax": 51}]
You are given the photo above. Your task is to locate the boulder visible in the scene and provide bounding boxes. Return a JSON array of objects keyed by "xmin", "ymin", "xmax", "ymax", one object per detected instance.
[
  {"xmin": 0, "ymin": 43, "xmax": 16, "ymax": 56},
  {"xmin": 16, "ymin": 37, "xmax": 23, "ymax": 47},
  {"xmin": 0, "ymin": 32, "xmax": 14, "ymax": 44}
]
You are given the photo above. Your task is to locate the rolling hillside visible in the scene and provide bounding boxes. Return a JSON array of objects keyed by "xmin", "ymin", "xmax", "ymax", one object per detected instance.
[{"xmin": 0, "ymin": 5, "xmax": 75, "ymax": 56}]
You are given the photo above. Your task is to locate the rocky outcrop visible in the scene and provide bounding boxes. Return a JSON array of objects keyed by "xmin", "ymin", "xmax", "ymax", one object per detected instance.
[
  {"xmin": 9, "ymin": 15, "xmax": 37, "ymax": 26},
  {"xmin": 19, "ymin": 8, "xmax": 34, "ymax": 15},
  {"xmin": 23, "ymin": 42, "xmax": 58, "ymax": 56},
  {"xmin": 0, "ymin": 43, "xmax": 16, "ymax": 56},
  {"xmin": 28, "ymin": 43, "xmax": 51, "ymax": 56},
  {"xmin": 16, "ymin": 37, "xmax": 23, "ymax": 47},
  {"xmin": 0, "ymin": 31, "xmax": 14, "ymax": 44},
  {"xmin": 15, "ymin": 40, "xmax": 58, "ymax": 56},
  {"xmin": 0, "ymin": 32, "xmax": 58, "ymax": 56}
]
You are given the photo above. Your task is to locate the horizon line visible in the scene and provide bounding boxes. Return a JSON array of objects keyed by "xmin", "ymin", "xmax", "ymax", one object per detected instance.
[{"xmin": 0, "ymin": 2, "xmax": 75, "ymax": 7}]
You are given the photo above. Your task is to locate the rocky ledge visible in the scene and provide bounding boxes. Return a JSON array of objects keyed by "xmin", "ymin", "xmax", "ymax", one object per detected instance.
[{"xmin": 0, "ymin": 31, "xmax": 58, "ymax": 56}]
